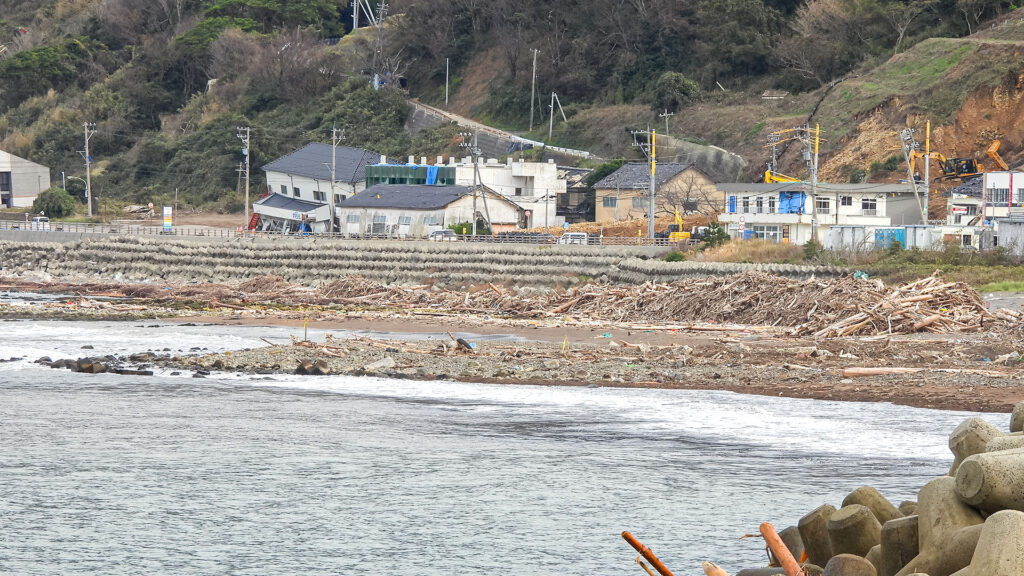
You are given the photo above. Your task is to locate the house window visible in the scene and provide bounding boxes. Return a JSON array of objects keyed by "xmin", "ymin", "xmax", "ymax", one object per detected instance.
[
  {"xmin": 372, "ymin": 215, "xmax": 387, "ymax": 223},
  {"xmin": 515, "ymin": 187, "xmax": 523, "ymax": 196},
  {"xmin": 861, "ymin": 198, "xmax": 878, "ymax": 216},
  {"xmin": 742, "ymin": 197, "xmax": 750, "ymax": 213},
  {"xmin": 334, "ymin": 194, "xmax": 346, "ymax": 204},
  {"xmin": 293, "ymin": 187, "xmax": 300, "ymax": 198},
  {"xmin": 346, "ymin": 214, "xmax": 360, "ymax": 223},
  {"xmin": 755, "ymin": 197, "xmax": 764, "ymax": 214},
  {"xmin": 840, "ymin": 196, "xmax": 852, "ymax": 207},
  {"xmin": 313, "ymin": 191, "xmax": 325, "ymax": 202},
  {"xmin": 370, "ymin": 215, "xmax": 386, "ymax": 234},
  {"xmin": 280, "ymin": 185, "xmax": 287, "ymax": 195},
  {"xmin": 768, "ymin": 197, "xmax": 776, "ymax": 213},
  {"xmin": 423, "ymin": 215, "xmax": 439, "ymax": 225},
  {"xmin": 398, "ymin": 216, "xmax": 412, "ymax": 225},
  {"xmin": 989, "ymin": 188, "xmax": 1010, "ymax": 205},
  {"xmin": 632, "ymin": 197, "xmax": 648, "ymax": 209},
  {"xmin": 603, "ymin": 196, "xmax": 617, "ymax": 208},
  {"xmin": 815, "ymin": 197, "xmax": 830, "ymax": 214},
  {"xmin": 752, "ymin": 225, "xmax": 782, "ymax": 242}
]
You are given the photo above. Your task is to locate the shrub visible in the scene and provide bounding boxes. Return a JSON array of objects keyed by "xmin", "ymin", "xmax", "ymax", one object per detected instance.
[
  {"xmin": 803, "ymin": 239, "xmax": 822, "ymax": 261},
  {"xmin": 31, "ymin": 187, "xmax": 76, "ymax": 218},
  {"xmin": 652, "ymin": 71, "xmax": 701, "ymax": 112},
  {"xmin": 664, "ymin": 250, "xmax": 686, "ymax": 262},
  {"xmin": 702, "ymin": 222, "xmax": 730, "ymax": 248}
]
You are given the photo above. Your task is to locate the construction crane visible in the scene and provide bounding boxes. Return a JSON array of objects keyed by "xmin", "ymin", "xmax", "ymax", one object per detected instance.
[{"xmin": 763, "ymin": 169, "xmax": 801, "ymax": 183}]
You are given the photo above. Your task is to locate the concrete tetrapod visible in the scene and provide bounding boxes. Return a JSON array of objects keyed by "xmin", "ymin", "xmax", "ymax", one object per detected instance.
[
  {"xmin": 866, "ymin": 544, "xmax": 883, "ymax": 573},
  {"xmin": 823, "ymin": 554, "xmax": 877, "ymax": 576},
  {"xmin": 898, "ymin": 501, "xmax": 919, "ymax": 516},
  {"xmin": 827, "ymin": 504, "xmax": 882, "ymax": 557},
  {"xmin": 948, "ymin": 417, "xmax": 1004, "ymax": 475},
  {"xmin": 778, "ymin": 526, "xmax": 805, "ymax": 565},
  {"xmin": 954, "ymin": 447, "xmax": 1024, "ymax": 513},
  {"xmin": 985, "ymin": 435, "xmax": 1024, "ymax": 453},
  {"xmin": 799, "ymin": 504, "xmax": 837, "ymax": 567},
  {"xmin": 893, "ymin": 476, "xmax": 984, "ymax": 576},
  {"xmin": 967, "ymin": 509, "xmax": 1024, "ymax": 576},
  {"xmin": 880, "ymin": 515, "xmax": 919, "ymax": 576},
  {"xmin": 1011, "ymin": 402, "xmax": 1024, "ymax": 433},
  {"xmin": 894, "ymin": 525, "xmax": 982, "ymax": 576},
  {"xmin": 844, "ymin": 486, "xmax": 903, "ymax": 524}
]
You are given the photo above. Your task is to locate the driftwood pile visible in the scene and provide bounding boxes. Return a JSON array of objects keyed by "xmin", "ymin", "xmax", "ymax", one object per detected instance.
[{"xmin": 0, "ymin": 272, "xmax": 1018, "ymax": 337}]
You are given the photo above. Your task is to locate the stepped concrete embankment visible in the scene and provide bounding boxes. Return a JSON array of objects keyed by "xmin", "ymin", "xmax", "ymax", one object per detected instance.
[{"xmin": 0, "ymin": 234, "xmax": 848, "ymax": 287}]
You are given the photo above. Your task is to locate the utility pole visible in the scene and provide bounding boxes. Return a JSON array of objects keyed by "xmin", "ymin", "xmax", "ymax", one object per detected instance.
[
  {"xmin": 80, "ymin": 122, "xmax": 96, "ymax": 216},
  {"xmin": 237, "ymin": 126, "xmax": 250, "ymax": 236},
  {"xmin": 529, "ymin": 48, "xmax": 539, "ymax": 132},
  {"xmin": 811, "ymin": 124, "xmax": 820, "ymax": 243},
  {"xmin": 329, "ymin": 126, "xmax": 344, "ymax": 234},
  {"xmin": 659, "ymin": 109, "xmax": 674, "ymax": 136},
  {"xmin": 459, "ymin": 131, "xmax": 481, "ymax": 235},
  {"xmin": 924, "ymin": 120, "xmax": 931, "ymax": 223},
  {"xmin": 445, "ymin": 57, "xmax": 450, "ymax": 107},
  {"xmin": 631, "ymin": 126, "xmax": 657, "ymax": 241},
  {"xmin": 547, "ymin": 92, "xmax": 567, "ymax": 142}
]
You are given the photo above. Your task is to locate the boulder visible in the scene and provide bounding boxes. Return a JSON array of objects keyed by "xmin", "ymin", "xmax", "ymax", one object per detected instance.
[
  {"xmin": 828, "ymin": 504, "xmax": 882, "ymax": 557},
  {"xmin": 364, "ymin": 356, "xmax": 396, "ymax": 371},
  {"xmin": 800, "ymin": 504, "xmax": 837, "ymax": 567},
  {"xmin": 898, "ymin": 501, "xmax": 919, "ymax": 516},
  {"xmin": 866, "ymin": 544, "xmax": 883, "ymax": 573}
]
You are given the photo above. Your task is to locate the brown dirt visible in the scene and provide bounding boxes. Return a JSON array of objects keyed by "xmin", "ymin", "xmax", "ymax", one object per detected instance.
[
  {"xmin": 525, "ymin": 214, "xmax": 712, "ymax": 237},
  {"xmin": 448, "ymin": 46, "xmax": 504, "ymax": 118}
]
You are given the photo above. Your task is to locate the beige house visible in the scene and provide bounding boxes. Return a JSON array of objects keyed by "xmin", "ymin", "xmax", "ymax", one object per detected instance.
[
  {"xmin": 593, "ymin": 162, "xmax": 717, "ymax": 222},
  {"xmin": 0, "ymin": 149, "xmax": 50, "ymax": 208}
]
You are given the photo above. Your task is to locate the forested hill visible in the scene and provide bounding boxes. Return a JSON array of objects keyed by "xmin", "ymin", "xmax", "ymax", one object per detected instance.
[{"xmin": 0, "ymin": 0, "xmax": 1016, "ymax": 211}]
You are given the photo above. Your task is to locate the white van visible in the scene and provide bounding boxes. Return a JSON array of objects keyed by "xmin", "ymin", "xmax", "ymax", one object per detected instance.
[
  {"xmin": 557, "ymin": 232, "xmax": 588, "ymax": 245},
  {"xmin": 29, "ymin": 216, "xmax": 50, "ymax": 231}
]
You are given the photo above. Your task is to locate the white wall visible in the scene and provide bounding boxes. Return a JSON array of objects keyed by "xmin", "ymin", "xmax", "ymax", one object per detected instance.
[
  {"xmin": 264, "ymin": 170, "xmax": 366, "ymax": 204},
  {"xmin": 451, "ymin": 159, "xmax": 563, "ymax": 227},
  {"xmin": 0, "ymin": 150, "xmax": 49, "ymax": 208}
]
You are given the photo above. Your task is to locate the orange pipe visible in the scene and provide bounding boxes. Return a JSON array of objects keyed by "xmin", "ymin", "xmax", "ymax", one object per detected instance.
[
  {"xmin": 622, "ymin": 531, "xmax": 675, "ymax": 576},
  {"xmin": 760, "ymin": 522, "xmax": 801, "ymax": 576}
]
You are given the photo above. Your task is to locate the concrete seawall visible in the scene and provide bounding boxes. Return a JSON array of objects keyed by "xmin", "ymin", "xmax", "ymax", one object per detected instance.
[{"xmin": 0, "ymin": 235, "xmax": 848, "ymax": 286}]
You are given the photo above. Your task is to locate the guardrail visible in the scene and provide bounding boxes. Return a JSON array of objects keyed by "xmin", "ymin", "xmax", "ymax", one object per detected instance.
[{"xmin": 0, "ymin": 220, "xmax": 693, "ymax": 247}]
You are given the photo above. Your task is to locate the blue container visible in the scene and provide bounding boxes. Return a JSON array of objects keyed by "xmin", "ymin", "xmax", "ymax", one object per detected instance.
[{"xmin": 874, "ymin": 227, "xmax": 905, "ymax": 249}]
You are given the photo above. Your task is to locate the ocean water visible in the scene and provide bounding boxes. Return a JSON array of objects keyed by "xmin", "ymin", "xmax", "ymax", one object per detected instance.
[{"xmin": 0, "ymin": 320, "xmax": 1004, "ymax": 575}]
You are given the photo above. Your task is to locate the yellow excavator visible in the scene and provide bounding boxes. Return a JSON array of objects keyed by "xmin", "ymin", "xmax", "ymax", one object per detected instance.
[
  {"xmin": 664, "ymin": 211, "xmax": 689, "ymax": 242},
  {"xmin": 909, "ymin": 140, "xmax": 1008, "ymax": 180},
  {"xmin": 763, "ymin": 169, "xmax": 802, "ymax": 183}
]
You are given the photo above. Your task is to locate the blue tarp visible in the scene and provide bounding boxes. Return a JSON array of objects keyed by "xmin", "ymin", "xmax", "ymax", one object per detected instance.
[
  {"xmin": 874, "ymin": 228, "xmax": 905, "ymax": 249},
  {"xmin": 426, "ymin": 165, "xmax": 439, "ymax": 185},
  {"xmin": 728, "ymin": 196, "xmax": 736, "ymax": 213},
  {"xmin": 778, "ymin": 191, "xmax": 806, "ymax": 214}
]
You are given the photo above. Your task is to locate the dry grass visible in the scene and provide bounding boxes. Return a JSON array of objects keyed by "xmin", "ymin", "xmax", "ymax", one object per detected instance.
[{"xmin": 694, "ymin": 239, "xmax": 803, "ymax": 264}]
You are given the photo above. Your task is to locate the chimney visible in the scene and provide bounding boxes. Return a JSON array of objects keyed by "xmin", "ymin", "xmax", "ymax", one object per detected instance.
[
  {"xmin": 420, "ymin": 156, "xmax": 427, "ymax": 165},
  {"xmin": 408, "ymin": 155, "xmax": 415, "ymax": 164}
]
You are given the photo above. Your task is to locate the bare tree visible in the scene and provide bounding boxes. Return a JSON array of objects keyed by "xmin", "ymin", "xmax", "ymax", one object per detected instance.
[
  {"xmin": 888, "ymin": 1, "xmax": 934, "ymax": 55},
  {"xmin": 658, "ymin": 173, "xmax": 720, "ymax": 217}
]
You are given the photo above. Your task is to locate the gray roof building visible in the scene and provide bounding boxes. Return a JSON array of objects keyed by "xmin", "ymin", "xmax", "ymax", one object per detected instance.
[
  {"xmin": 337, "ymin": 184, "xmax": 494, "ymax": 210},
  {"xmin": 256, "ymin": 193, "xmax": 327, "ymax": 212},
  {"xmin": 262, "ymin": 143, "xmax": 381, "ymax": 184},
  {"xmin": 593, "ymin": 162, "xmax": 701, "ymax": 190}
]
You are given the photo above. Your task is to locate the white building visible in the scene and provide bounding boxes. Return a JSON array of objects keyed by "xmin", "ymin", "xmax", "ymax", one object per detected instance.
[
  {"xmin": 716, "ymin": 182, "xmax": 922, "ymax": 245},
  {"xmin": 252, "ymin": 193, "xmax": 333, "ymax": 234},
  {"xmin": 262, "ymin": 143, "xmax": 381, "ymax": 205},
  {"xmin": 373, "ymin": 156, "xmax": 566, "ymax": 228},
  {"xmin": 0, "ymin": 149, "xmax": 50, "ymax": 208},
  {"xmin": 946, "ymin": 171, "xmax": 1024, "ymax": 225},
  {"xmin": 335, "ymin": 184, "xmax": 524, "ymax": 237}
]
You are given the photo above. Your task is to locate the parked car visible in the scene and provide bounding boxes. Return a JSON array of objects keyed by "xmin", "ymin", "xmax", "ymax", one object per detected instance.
[
  {"xmin": 557, "ymin": 232, "xmax": 589, "ymax": 245},
  {"xmin": 428, "ymin": 229, "xmax": 458, "ymax": 242},
  {"xmin": 29, "ymin": 216, "xmax": 50, "ymax": 231}
]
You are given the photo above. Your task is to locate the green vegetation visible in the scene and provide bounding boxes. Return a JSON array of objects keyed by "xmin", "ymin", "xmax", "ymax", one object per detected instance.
[
  {"xmin": 664, "ymin": 250, "xmax": 687, "ymax": 262},
  {"xmin": 978, "ymin": 281, "xmax": 1024, "ymax": 292},
  {"xmin": 31, "ymin": 187, "xmax": 77, "ymax": 218}
]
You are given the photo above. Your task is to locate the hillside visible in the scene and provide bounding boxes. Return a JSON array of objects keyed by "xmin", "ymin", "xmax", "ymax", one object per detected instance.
[{"xmin": 0, "ymin": 1, "xmax": 1021, "ymax": 213}]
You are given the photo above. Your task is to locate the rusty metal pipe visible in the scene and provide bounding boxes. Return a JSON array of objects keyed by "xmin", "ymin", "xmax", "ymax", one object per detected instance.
[
  {"xmin": 622, "ymin": 531, "xmax": 675, "ymax": 576},
  {"xmin": 759, "ymin": 522, "xmax": 801, "ymax": 576}
]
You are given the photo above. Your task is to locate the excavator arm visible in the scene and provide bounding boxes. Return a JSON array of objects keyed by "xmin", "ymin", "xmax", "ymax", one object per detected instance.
[
  {"xmin": 987, "ymin": 140, "xmax": 1009, "ymax": 171},
  {"xmin": 763, "ymin": 170, "xmax": 802, "ymax": 183}
]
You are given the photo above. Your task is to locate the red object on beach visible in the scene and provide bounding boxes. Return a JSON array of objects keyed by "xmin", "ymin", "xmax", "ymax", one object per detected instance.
[
  {"xmin": 621, "ymin": 531, "xmax": 675, "ymax": 576},
  {"xmin": 760, "ymin": 522, "xmax": 801, "ymax": 576}
]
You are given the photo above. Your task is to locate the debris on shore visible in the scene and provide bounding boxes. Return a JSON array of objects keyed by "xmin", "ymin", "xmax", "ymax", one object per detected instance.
[{"xmin": 1, "ymin": 271, "xmax": 1018, "ymax": 337}]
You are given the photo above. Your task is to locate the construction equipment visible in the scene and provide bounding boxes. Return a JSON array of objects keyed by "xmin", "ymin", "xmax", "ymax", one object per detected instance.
[
  {"xmin": 764, "ymin": 169, "xmax": 802, "ymax": 183},
  {"xmin": 667, "ymin": 211, "xmax": 689, "ymax": 242},
  {"xmin": 987, "ymin": 140, "xmax": 1009, "ymax": 171}
]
